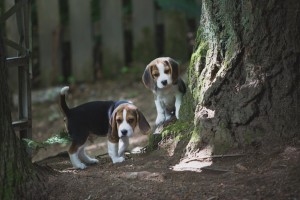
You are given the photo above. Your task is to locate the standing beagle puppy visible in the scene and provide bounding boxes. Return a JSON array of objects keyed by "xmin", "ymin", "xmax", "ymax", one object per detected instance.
[
  {"xmin": 60, "ymin": 86, "xmax": 150, "ymax": 169},
  {"xmin": 142, "ymin": 57, "xmax": 186, "ymax": 126}
]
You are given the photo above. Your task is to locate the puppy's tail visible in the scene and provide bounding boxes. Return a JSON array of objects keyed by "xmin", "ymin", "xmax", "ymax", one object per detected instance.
[{"xmin": 60, "ymin": 86, "xmax": 70, "ymax": 116}]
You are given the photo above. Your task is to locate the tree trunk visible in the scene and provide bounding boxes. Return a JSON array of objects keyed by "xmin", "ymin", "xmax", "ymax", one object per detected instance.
[
  {"xmin": 0, "ymin": 30, "xmax": 45, "ymax": 200},
  {"xmin": 181, "ymin": 0, "xmax": 300, "ymax": 154}
]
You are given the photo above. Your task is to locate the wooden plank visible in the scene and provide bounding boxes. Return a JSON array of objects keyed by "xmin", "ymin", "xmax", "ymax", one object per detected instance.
[
  {"xmin": 132, "ymin": 0, "xmax": 156, "ymax": 65},
  {"xmin": 69, "ymin": 0, "xmax": 93, "ymax": 82},
  {"xmin": 101, "ymin": 0, "xmax": 125, "ymax": 76},
  {"xmin": 36, "ymin": 0, "xmax": 60, "ymax": 86}
]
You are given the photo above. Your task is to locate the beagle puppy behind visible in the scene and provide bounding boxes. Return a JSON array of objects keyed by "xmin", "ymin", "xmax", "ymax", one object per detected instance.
[
  {"xmin": 60, "ymin": 86, "xmax": 150, "ymax": 169},
  {"xmin": 142, "ymin": 57, "xmax": 186, "ymax": 126}
]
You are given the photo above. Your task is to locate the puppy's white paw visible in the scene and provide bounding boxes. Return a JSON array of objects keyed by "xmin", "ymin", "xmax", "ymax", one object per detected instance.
[
  {"xmin": 175, "ymin": 110, "xmax": 179, "ymax": 119},
  {"xmin": 74, "ymin": 162, "xmax": 87, "ymax": 170},
  {"xmin": 112, "ymin": 156, "xmax": 125, "ymax": 163}
]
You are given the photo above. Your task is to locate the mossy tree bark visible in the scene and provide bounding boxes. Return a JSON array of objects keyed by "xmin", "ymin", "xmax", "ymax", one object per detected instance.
[
  {"xmin": 0, "ymin": 32, "xmax": 45, "ymax": 200},
  {"xmin": 181, "ymin": 0, "xmax": 300, "ymax": 154}
]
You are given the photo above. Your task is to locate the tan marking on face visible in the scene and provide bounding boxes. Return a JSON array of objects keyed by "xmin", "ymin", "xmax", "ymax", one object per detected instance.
[
  {"xmin": 151, "ymin": 62, "xmax": 173, "ymax": 81},
  {"xmin": 115, "ymin": 105, "xmax": 138, "ymax": 130},
  {"xmin": 163, "ymin": 64, "xmax": 171, "ymax": 75},
  {"xmin": 150, "ymin": 65, "xmax": 159, "ymax": 80},
  {"xmin": 125, "ymin": 108, "xmax": 138, "ymax": 128}
]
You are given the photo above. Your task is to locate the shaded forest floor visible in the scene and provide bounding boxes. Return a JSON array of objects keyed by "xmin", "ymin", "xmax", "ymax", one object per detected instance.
[{"xmin": 24, "ymin": 80, "xmax": 300, "ymax": 199}]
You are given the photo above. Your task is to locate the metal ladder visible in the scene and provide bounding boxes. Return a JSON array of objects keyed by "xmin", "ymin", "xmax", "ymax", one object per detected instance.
[{"xmin": 0, "ymin": 0, "xmax": 32, "ymax": 142}]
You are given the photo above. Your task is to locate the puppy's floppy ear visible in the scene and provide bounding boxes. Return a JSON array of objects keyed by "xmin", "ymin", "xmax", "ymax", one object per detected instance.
[
  {"xmin": 142, "ymin": 65, "xmax": 155, "ymax": 91},
  {"xmin": 109, "ymin": 108, "xmax": 119, "ymax": 143},
  {"xmin": 165, "ymin": 57, "xmax": 179, "ymax": 84},
  {"xmin": 136, "ymin": 109, "xmax": 151, "ymax": 134}
]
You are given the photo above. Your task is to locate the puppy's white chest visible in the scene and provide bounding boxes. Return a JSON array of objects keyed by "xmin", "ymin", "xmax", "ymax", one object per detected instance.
[{"xmin": 156, "ymin": 86, "xmax": 177, "ymax": 108}]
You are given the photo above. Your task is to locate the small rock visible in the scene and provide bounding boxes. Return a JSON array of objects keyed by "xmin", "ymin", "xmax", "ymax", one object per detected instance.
[
  {"xmin": 123, "ymin": 172, "xmax": 138, "ymax": 179},
  {"xmin": 236, "ymin": 163, "xmax": 248, "ymax": 171},
  {"xmin": 131, "ymin": 146, "xmax": 144, "ymax": 154}
]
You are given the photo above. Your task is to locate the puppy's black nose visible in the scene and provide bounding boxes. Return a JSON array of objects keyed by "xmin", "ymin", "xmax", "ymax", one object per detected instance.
[
  {"xmin": 121, "ymin": 129, "xmax": 128, "ymax": 136},
  {"xmin": 161, "ymin": 80, "xmax": 167, "ymax": 86}
]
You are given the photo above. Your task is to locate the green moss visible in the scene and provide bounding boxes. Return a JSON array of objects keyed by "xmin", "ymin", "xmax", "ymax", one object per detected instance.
[
  {"xmin": 189, "ymin": 28, "xmax": 208, "ymax": 74},
  {"xmin": 190, "ymin": 129, "xmax": 201, "ymax": 143},
  {"xmin": 146, "ymin": 133, "xmax": 162, "ymax": 152},
  {"xmin": 180, "ymin": 89, "xmax": 195, "ymax": 121},
  {"xmin": 161, "ymin": 121, "xmax": 191, "ymax": 141},
  {"xmin": 146, "ymin": 121, "xmax": 193, "ymax": 152}
]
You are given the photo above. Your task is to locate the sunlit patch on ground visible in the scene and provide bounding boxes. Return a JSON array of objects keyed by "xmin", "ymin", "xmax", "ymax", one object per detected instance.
[
  {"xmin": 171, "ymin": 160, "xmax": 213, "ymax": 172},
  {"xmin": 171, "ymin": 145, "xmax": 213, "ymax": 172}
]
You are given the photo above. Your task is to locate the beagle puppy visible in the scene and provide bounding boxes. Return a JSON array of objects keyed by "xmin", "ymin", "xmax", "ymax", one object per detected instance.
[
  {"xmin": 142, "ymin": 57, "xmax": 186, "ymax": 126},
  {"xmin": 60, "ymin": 86, "xmax": 150, "ymax": 169}
]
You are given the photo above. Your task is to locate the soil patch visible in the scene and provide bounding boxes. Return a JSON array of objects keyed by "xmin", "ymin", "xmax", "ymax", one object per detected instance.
[{"xmin": 27, "ymin": 81, "xmax": 300, "ymax": 199}]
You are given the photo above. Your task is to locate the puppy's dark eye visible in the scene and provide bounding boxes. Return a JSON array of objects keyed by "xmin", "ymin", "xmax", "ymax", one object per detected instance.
[
  {"xmin": 153, "ymin": 73, "xmax": 159, "ymax": 78},
  {"xmin": 116, "ymin": 119, "xmax": 122, "ymax": 124},
  {"xmin": 164, "ymin": 69, "xmax": 170, "ymax": 74},
  {"xmin": 128, "ymin": 119, "xmax": 134, "ymax": 124}
]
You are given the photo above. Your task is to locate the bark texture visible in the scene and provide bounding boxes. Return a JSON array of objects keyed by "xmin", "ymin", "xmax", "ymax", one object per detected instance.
[
  {"xmin": 182, "ymin": 0, "xmax": 300, "ymax": 153},
  {"xmin": 0, "ymin": 33, "xmax": 46, "ymax": 200}
]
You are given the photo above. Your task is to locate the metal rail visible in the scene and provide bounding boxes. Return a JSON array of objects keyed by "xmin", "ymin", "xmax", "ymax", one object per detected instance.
[{"xmin": 1, "ymin": 0, "xmax": 32, "ymax": 147}]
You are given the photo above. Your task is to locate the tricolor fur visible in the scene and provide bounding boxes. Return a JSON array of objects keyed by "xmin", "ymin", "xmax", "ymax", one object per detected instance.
[
  {"xmin": 60, "ymin": 86, "xmax": 150, "ymax": 169},
  {"xmin": 142, "ymin": 57, "xmax": 186, "ymax": 125}
]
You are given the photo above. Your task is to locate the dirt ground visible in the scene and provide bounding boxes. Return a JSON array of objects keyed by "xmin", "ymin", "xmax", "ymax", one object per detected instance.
[{"xmin": 28, "ymin": 81, "xmax": 300, "ymax": 200}]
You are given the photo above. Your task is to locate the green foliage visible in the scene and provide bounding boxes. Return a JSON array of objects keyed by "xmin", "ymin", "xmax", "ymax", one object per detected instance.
[
  {"xmin": 23, "ymin": 130, "xmax": 71, "ymax": 152},
  {"xmin": 67, "ymin": 76, "xmax": 76, "ymax": 84},
  {"xmin": 119, "ymin": 66, "xmax": 144, "ymax": 80},
  {"xmin": 121, "ymin": 66, "xmax": 130, "ymax": 74},
  {"xmin": 57, "ymin": 75, "xmax": 65, "ymax": 84},
  {"xmin": 156, "ymin": 0, "xmax": 201, "ymax": 18},
  {"xmin": 57, "ymin": 75, "xmax": 76, "ymax": 84}
]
